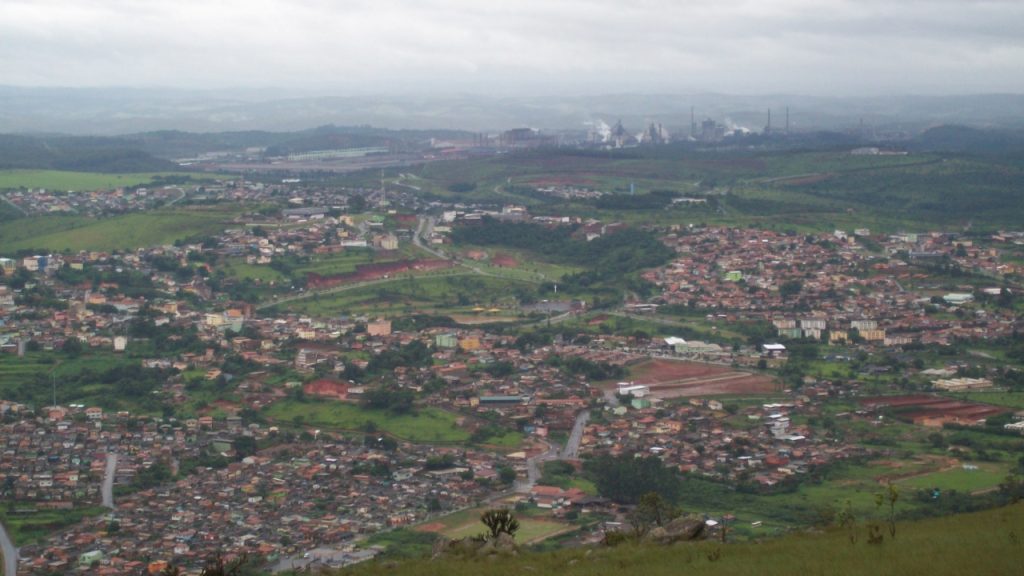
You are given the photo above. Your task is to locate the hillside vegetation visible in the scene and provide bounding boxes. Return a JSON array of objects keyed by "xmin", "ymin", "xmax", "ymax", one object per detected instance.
[
  {"xmin": 337, "ymin": 503, "xmax": 1024, "ymax": 576},
  {"xmin": 0, "ymin": 207, "xmax": 240, "ymax": 254},
  {"xmin": 0, "ymin": 134, "xmax": 178, "ymax": 172}
]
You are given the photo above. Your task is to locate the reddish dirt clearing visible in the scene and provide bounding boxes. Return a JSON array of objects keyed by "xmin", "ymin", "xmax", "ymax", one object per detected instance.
[
  {"xmin": 626, "ymin": 359, "xmax": 777, "ymax": 397},
  {"xmin": 491, "ymin": 253, "xmax": 519, "ymax": 267}
]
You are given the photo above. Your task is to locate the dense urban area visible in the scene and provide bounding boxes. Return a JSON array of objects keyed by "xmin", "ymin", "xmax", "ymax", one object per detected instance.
[{"xmin": 2, "ymin": 121, "xmax": 1024, "ymax": 576}]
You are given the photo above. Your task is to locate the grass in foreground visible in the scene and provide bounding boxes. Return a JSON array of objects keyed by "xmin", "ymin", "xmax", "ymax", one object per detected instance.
[
  {"xmin": 338, "ymin": 503, "xmax": 1024, "ymax": 576},
  {"xmin": 411, "ymin": 506, "xmax": 572, "ymax": 545}
]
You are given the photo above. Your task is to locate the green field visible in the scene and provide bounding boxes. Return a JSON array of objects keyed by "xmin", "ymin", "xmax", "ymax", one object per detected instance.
[
  {"xmin": 452, "ymin": 245, "xmax": 582, "ymax": 283},
  {"xmin": 897, "ymin": 463, "xmax": 1009, "ymax": 493},
  {"xmin": 0, "ymin": 170, "xmax": 206, "ymax": 191},
  {"xmin": 0, "ymin": 351, "xmax": 139, "ymax": 406},
  {"xmin": 265, "ymin": 399, "xmax": 471, "ymax": 443},
  {"xmin": 223, "ymin": 248, "xmax": 424, "ymax": 286},
  {"xmin": 345, "ymin": 503, "xmax": 1024, "ymax": 576},
  {"xmin": 949, "ymin": 391, "xmax": 1024, "ymax": 410},
  {"xmin": 221, "ymin": 258, "xmax": 289, "ymax": 283},
  {"xmin": 0, "ymin": 506, "xmax": 109, "ymax": 546},
  {"xmin": 0, "ymin": 207, "xmax": 239, "ymax": 254},
  {"xmin": 275, "ymin": 273, "xmax": 536, "ymax": 318}
]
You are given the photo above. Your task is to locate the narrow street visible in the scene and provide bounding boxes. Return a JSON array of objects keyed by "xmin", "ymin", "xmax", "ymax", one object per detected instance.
[
  {"xmin": 102, "ymin": 452, "xmax": 118, "ymax": 509},
  {"xmin": 560, "ymin": 410, "xmax": 590, "ymax": 460}
]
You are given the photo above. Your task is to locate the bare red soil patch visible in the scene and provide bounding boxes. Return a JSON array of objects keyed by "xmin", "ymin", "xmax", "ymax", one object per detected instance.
[
  {"xmin": 627, "ymin": 359, "xmax": 776, "ymax": 397},
  {"xmin": 415, "ymin": 522, "xmax": 446, "ymax": 533},
  {"xmin": 306, "ymin": 259, "xmax": 452, "ymax": 289},
  {"xmin": 491, "ymin": 253, "xmax": 519, "ymax": 267}
]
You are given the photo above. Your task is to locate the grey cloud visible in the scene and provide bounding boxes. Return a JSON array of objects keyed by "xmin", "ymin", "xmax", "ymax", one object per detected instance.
[{"xmin": 0, "ymin": 0, "xmax": 1021, "ymax": 94}]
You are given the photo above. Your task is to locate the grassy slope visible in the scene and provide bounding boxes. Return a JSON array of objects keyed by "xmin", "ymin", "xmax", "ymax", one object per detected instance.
[
  {"xmin": 0, "ymin": 170, "xmax": 185, "ymax": 191},
  {"xmin": 403, "ymin": 150, "xmax": 1024, "ymax": 232},
  {"xmin": 0, "ymin": 207, "xmax": 239, "ymax": 253},
  {"xmin": 341, "ymin": 503, "xmax": 1024, "ymax": 576},
  {"xmin": 0, "ymin": 351, "xmax": 139, "ymax": 406},
  {"xmin": 276, "ymin": 273, "xmax": 534, "ymax": 317}
]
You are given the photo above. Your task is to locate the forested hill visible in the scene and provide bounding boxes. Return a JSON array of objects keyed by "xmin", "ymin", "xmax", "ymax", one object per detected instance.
[{"xmin": 0, "ymin": 134, "xmax": 178, "ymax": 172}]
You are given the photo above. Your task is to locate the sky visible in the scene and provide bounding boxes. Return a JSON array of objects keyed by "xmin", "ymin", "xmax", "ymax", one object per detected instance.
[{"xmin": 2, "ymin": 0, "xmax": 1023, "ymax": 96}]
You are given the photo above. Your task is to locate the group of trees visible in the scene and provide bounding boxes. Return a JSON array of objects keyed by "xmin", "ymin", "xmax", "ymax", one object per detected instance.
[
  {"xmin": 451, "ymin": 219, "xmax": 673, "ymax": 294},
  {"xmin": 546, "ymin": 354, "xmax": 626, "ymax": 381},
  {"xmin": 366, "ymin": 340, "xmax": 433, "ymax": 374},
  {"xmin": 13, "ymin": 363, "xmax": 175, "ymax": 409},
  {"xmin": 584, "ymin": 454, "xmax": 684, "ymax": 505},
  {"xmin": 363, "ymin": 385, "xmax": 415, "ymax": 414}
]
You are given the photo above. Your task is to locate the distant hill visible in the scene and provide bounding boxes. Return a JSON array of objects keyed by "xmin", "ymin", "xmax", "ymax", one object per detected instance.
[
  {"xmin": 128, "ymin": 125, "xmax": 474, "ymax": 159},
  {"xmin": 912, "ymin": 125, "xmax": 1024, "ymax": 155},
  {"xmin": 3, "ymin": 86, "xmax": 1024, "ymax": 134},
  {"xmin": 0, "ymin": 134, "xmax": 179, "ymax": 172}
]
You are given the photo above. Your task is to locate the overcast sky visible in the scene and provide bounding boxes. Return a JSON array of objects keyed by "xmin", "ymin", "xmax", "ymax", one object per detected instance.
[{"xmin": 2, "ymin": 0, "xmax": 1023, "ymax": 96}]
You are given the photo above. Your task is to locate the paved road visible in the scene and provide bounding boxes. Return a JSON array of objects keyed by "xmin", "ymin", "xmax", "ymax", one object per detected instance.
[
  {"xmin": 413, "ymin": 216, "xmax": 447, "ymax": 259},
  {"xmin": 0, "ymin": 518, "xmax": 17, "ymax": 576},
  {"xmin": 516, "ymin": 440, "xmax": 558, "ymax": 494},
  {"xmin": 514, "ymin": 408, "xmax": 591, "ymax": 493},
  {"xmin": 102, "ymin": 452, "xmax": 118, "ymax": 509},
  {"xmin": 560, "ymin": 410, "xmax": 590, "ymax": 460}
]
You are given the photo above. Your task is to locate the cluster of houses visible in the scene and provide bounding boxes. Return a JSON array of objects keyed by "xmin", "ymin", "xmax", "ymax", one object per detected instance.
[
  {"xmin": 20, "ymin": 438, "xmax": 510, "ymax": 574},
  {"xmin": 577, "ymin": 396, "xmax": 868, "ymax": 488},
  {"xmin": 643, "ymin": 226, "xmax": 1022, "ymax": 348},
  {"xmin": 1, "ymin": 186, "xmax": 185, "ymax": 216}
]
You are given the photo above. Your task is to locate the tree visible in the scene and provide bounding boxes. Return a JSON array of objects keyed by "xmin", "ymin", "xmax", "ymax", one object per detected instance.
[
  {"xmin": 874, "ymin": 482, "xmax": 900, "ymax": 539},
  {"xmin": 585, "ymin": 454, "xmax": 684, "ymax": 504},
  {"xmin": 62, "ymin": 336, "xmax": 84, "ymax": 357},
  {"xmin": 779, "ymin": 280, "xmax": 803, "ymax": 299},
  {"xmin": 480, "ymin": 509, "xmax": 520, "ymax": 539},
  {"xmin": 233, "ymin": 436, "xmax": 258, "ymax": 460},
  {"xmin": 629, "ymin": 491, "xmax": 680, "ymax": 536},
  {"xmin": 498, "ymin": 466, "xmax": 517, "ymax": 485}
]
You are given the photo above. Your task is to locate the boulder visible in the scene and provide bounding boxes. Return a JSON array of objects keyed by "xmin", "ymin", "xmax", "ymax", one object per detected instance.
[{"xmin": 644, "ymin": 516, "xmax": 706, "ymax": 545}]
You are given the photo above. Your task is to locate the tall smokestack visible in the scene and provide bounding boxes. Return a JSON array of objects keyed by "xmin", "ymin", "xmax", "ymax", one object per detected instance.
[
  {"xmin": 786, "ymin": 107, "xmax": 790, "ymax": 133},
  {"xmin": 690, "ymin": 106, "xmax": 696, "ymax": 138},
  {"xmin": 766, "ymin": 108, "xmax": 772, "ymax": 135}
]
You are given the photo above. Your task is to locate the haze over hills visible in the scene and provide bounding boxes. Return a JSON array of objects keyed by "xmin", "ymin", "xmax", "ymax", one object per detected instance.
[{"xmin": 4, "ymin": 87, "xmax": 1024, "ymax": 135}]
